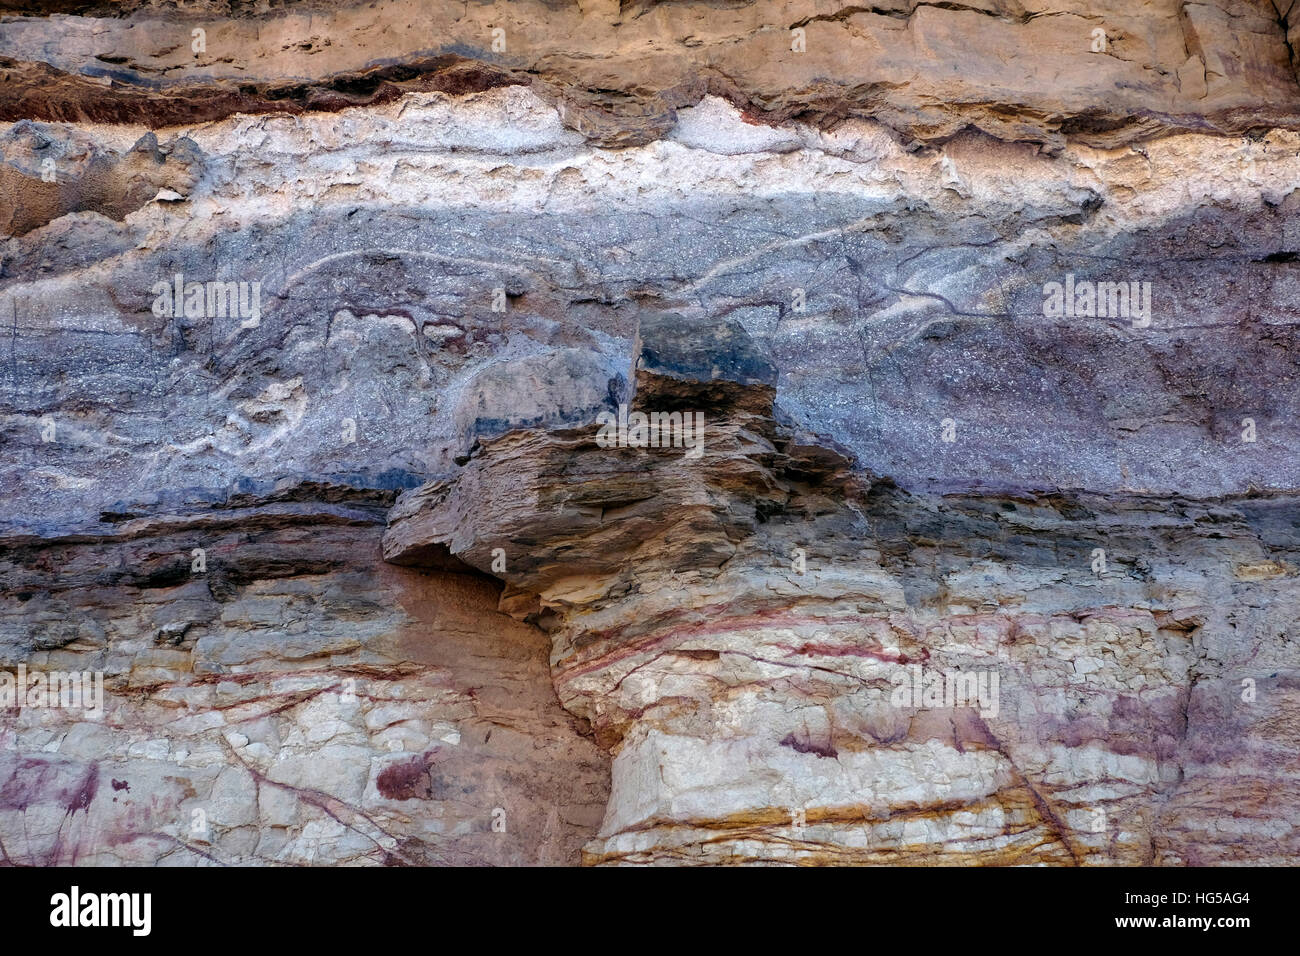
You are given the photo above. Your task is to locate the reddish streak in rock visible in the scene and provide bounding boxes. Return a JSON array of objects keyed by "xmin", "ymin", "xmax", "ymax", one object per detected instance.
[
  {"xmin": 558, "ymin": 609, "xmax": 892, "ymax": 685},
  {"xmin": 0, "ymin": 757, "xmax": 98, "ymax": 815},
  {"xmin": 65, "ymin": 764, "xmax": 98, "ymax": 815},
  {"xmin": 779, "ymin": 642, "xmax": 925, "ymax": 664}
]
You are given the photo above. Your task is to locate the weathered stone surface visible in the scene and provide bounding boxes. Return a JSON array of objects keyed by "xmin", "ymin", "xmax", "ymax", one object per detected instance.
[
  {"xmin": 453, "ymin": 348, "xmax": 624, "ymax": 456},
  {"xmin": 1, "ymin": 1, "xmax": 1298, "ymax": 867},
  {"xmin": 1, "ymin": 121, "xmax": 202, "ymax": 236},
  {"xmin": 3, "ymin": 0, "xmax": 1300, "ymax": 149},
  {"xmin": 634, "ymin": 312, "xmax": 779, "ymax": 413},
  {"xmin": 4, "ymin": 90, "xmax": 1300, "ymax": 504},
  {"xmin": 386, "ymin": 313, "xmax": 1300, "ymax": 864},
  {"xmin": 0, "ymin": 499, "xmax": 609, "ymax": 865}
]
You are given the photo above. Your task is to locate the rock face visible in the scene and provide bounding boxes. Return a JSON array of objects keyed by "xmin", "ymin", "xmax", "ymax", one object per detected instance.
[
  {"xmin": 0, "ymin": 496, "xmax": 609, "ymax": 865},
  {"xmin": 386, "ymin": 313, "xmax": 1300, "ymax": 864},
  {"xmin": 4, "ymin": 0, "xmax": 1300, "ymax": 147},
  {"xmin": 1, "ymin": 1, "xmax": 1298, "ymax": 866},
  {"xmin": 1, "ymin": 121, "xmax": 202, "ymax": 236}
]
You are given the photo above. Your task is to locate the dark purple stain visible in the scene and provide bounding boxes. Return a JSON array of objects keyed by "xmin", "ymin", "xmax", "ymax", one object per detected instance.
[
  {"xmin": 376, "ymin": 754, "xmax": 433, "ymax": 800},
  {"xmin": 65, "ymin": 764, "xmax": 99, "ymax": 815},
  {"xmin": 0, "ymin": 756, "xmax": 99, "ymax": 814},
  {"xmin": 0, "ymin": 757, "xmax": 98, "ymax": 865},
  {"xmin": 111, "ymin": 779, "xmax": 130, "ymax": 792},
  {"xmin": 1051, "ymin": 690, "xmax": 1189, "ymax": 762},
  {"xmin": 780, "ymin": 734, "xmax": 838, "ymax": 759}
]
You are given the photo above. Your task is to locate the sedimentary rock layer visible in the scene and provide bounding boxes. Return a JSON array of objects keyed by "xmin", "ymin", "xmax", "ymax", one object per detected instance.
[
  {"xmin": 3, "ymin": 1, "xmax": 1300, "ymax": 147},
  {"xmin": 5, "ymin": 92, "xmax": 1300, "ymax": 504},
  {"xmin": 1, "ymin": 2, "xmax": 1298, "ymax": 866}
]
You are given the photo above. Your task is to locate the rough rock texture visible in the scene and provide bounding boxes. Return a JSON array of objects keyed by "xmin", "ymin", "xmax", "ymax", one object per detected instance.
[
  {"xmin": 0, "ymin": 495, "xmax": 609, "ymax": 865},
  {"xmin": 1, "ymin": 120, "xmax": 202, "ymax": 236},
  {"xmin": 1, "ymin": 1, "xmax": 1298, "ymax": 865},
  {"xmin": 386, "ymin": 313, "xmax": 1300, "ymax": 864},
  {"xmin": 4, "ymin": 0, "xmax": 1300, "ymax": 148}
]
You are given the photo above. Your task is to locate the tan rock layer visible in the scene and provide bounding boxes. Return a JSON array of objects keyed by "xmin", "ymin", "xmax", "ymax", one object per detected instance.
[{"xmin": 2, "ymin": 0, "xmax": 1299, "ymax": 147}]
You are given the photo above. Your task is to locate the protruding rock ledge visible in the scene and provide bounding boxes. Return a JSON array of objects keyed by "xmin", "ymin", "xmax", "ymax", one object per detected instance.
[{"xmin": 384, "ymin": 312, "xmax": 863, "ymax": 603}]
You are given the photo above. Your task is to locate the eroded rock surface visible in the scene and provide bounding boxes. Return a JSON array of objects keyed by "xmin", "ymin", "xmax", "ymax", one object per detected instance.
[
  {"xmin": 0, "ymin": 491, "xmax": 609, "ymax": 865},
  {"xmin": 3, "ymin": 0, "xmax": 1300, "ymax": 148},
  {"xmin": 386, "ymin": 312, "xmax": 1300, "ymax": 864},
  {"xmin": 1, "ymin": 121, "xmax": 202, "ymax": 235},
  {"xmin": 1, "ymin": 2, "xmax": 1298, "ymax": 866}
]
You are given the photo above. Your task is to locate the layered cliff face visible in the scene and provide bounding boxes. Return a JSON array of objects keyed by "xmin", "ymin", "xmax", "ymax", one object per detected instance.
[{"xmin": 1, "ymin": 1, "xmax": 1298, "ymax": 866}]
